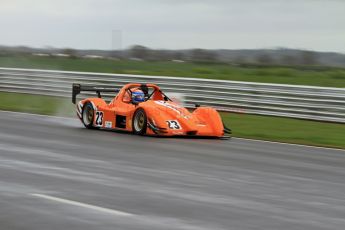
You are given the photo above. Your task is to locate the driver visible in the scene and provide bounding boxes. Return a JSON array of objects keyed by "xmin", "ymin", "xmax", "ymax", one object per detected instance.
[{"xmin": 131, "ymin": 89, "xmax": 145, "ymax": 103}]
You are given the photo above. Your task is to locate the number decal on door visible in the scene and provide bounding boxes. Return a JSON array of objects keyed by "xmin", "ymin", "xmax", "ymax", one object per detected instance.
[
  {"xmin": 166, "ymin": 120, "xmax": 181, "ymax": 129},
  {"xmin": 95, "ymin": 111, "xmax": 103, "ymax": 126}
]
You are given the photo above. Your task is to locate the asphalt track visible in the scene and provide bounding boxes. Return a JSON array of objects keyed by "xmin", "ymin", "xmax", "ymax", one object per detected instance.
[{"xmin": 0, "ymin": 111, "xmax": 345, "ymax": 230}]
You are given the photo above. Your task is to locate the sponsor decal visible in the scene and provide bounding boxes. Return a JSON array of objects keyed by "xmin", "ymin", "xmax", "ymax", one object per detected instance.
[{"xmin": 105, "ymin": 121, "xmax": 112, "ymax": 128}]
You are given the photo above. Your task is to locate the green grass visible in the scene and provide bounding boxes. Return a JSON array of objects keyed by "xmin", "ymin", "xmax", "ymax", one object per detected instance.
[
  {"xmin": 0, "ymin": 92, "xmax": 74, "ymax": 116},
  {"xmin": 221, "ymin": 113, "xmax": 345, "ymax": 149},
  {"xmin": 1, "ymin": 91, "xmax": 344, "ymax": 149},
  {"xmin": 1, "ymin": 55, "xmax": 345, "ymax": 87}
]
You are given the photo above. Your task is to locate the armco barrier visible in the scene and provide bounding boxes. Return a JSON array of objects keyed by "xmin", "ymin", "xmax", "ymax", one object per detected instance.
[{"xmin": 1, "ymin": 67, "xmax": 345, "ymax": 123}]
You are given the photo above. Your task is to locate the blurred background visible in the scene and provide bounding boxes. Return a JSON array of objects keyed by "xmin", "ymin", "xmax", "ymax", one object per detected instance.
[
  {"xmin": 0, "ymin": 0, "xmax": 344, "ymax": 85},
  {"xmin": 1, "ymin": 2, "xmax": 345, "ymax": 230},
  {"xmin": 0, "ymin": 0, "xmax": 344, "ymax": 71},
  {"xmin": 0, "ymin": 0, "xmax": 344, "ymax": 147},
  {"xmin": 0, "ymin": 0, "xmax": 345, "ymax": 147}
]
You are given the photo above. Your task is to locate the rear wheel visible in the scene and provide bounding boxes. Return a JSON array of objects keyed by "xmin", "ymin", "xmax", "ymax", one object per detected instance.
[
  {"xmin": 82, "ymin": 102, "xmax": 95, "ymax": 129},
  {"xmin": 132, "ymin": 108, "xmax": 147, "ymax": 135}
]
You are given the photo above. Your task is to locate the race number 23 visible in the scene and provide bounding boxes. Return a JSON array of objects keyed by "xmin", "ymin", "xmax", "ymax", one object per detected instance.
[
  {"xmin": 166, "ymin": 120, "xmax": 181, "ymax": 129},
  {"xmin": 95, "ymin": 111, "xmax": 103, "ymax": 126}
]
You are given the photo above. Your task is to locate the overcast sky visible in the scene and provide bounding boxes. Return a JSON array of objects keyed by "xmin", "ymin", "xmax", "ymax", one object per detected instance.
[{"xmin": 0, "ymin": 0, "xmax": 344, "ymax": 52}]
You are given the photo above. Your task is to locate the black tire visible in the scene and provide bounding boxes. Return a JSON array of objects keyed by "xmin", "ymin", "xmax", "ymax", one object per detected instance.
[
  {"xmin": 82, "ymin": 102, "xmax": 95, "ymax": 129},
  {"xmin": 132, "ymin": 108, "xmax": 147, "ymax": 135}
]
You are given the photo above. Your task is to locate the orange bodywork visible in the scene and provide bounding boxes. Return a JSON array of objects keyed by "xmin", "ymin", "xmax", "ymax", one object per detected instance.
[{"xmin": 76, "ymin": 83, "xmax": 225, "ymax": 137}]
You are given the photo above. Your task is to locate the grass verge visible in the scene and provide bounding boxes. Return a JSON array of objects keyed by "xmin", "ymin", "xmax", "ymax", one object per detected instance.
[
  {"xmin": 1, "ymin": 91, "xmax": 344, "ymax": 149},
  {"xmin": 0, "ymin": 92, "xmax": 74, "ymax": 116},
  {"xmin": 221, "ymin": 113, "xmax": 345, "ymax": 149},
  {"xmin": 1, "ymin": 56, "xmax": 345, "ymax": 87}
]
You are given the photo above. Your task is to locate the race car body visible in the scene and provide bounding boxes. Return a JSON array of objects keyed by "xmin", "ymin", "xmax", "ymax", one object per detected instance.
[{"xmin": 72, "ymin": 83, "xmax": 231, "ymax": 137}]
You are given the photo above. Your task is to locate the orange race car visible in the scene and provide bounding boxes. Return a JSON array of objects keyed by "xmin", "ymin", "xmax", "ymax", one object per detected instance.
[{"xmin": 72, "ymin": 83, "xmax": 231, "ymax": 138}]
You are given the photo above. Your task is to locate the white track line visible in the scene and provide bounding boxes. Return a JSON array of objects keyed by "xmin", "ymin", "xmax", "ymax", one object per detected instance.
[
  {"xmin": 232, "ymin": 137, "xmax": 345, "ymax": 152},
  {"xmin": 31, "ymin": 193, "xmax": 134, "ymax": 217}
]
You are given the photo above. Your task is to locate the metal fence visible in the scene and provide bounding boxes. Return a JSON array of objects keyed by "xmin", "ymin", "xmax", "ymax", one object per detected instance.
[{"xmin": 1, "ymin": 67, "xmax": 345, "ymax": 123}]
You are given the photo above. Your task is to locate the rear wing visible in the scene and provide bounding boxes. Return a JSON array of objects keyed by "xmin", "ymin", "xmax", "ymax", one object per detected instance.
[{"xmin": 72, "ymin": 83, "xmax": 119, "ymax": 104}]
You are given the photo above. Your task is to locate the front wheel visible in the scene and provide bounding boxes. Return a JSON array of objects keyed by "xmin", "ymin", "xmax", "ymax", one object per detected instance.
[
  {"xmin": 82, "ymin": 102, "xmax": 95, "ymax": 129},
  {"xmin": 132, "ymin": 108, "xmax": 147, "ymax": 135}
]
